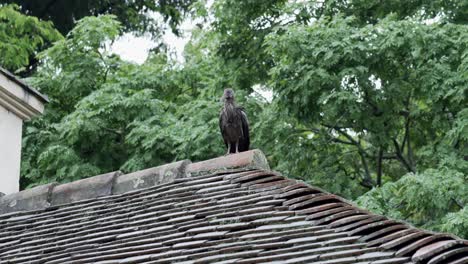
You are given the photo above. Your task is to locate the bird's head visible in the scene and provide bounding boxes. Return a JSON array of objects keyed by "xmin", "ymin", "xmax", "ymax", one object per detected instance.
[{"xmin": 223, "ymin": 88, "xmax": 235, "ymax": 101}]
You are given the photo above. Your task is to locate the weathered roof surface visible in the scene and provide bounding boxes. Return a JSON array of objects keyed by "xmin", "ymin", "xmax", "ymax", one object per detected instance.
[{"xmin": 0, "ymin": 150, "xmax": 467, "ymax": 264}]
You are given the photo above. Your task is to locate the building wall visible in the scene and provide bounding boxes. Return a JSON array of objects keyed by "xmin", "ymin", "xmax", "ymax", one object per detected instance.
[{"xmin": 0, "ymin": 105, "xmax": 23, "ymax": 195}]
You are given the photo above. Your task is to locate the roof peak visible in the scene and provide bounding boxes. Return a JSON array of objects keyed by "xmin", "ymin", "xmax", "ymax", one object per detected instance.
[{"xmin": 0, "ymin": 149, "xmax": 270, "ymax": 214}]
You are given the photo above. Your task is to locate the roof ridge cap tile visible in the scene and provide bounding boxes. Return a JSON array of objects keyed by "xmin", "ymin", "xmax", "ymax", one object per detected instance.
[
  {"xmin": 0, "ymin": 182, "xmax": 56, "ymax": 214},
  {"xmin": 50, "ymin": 170, "xmax": 122, "ymax": 206},
  {"xmin": 0, "ymin": 149, "xmax": 271, "ymax": 214},
  {"xmin": 113, "ymin": 159, "xmax": 192, "ymax": 194},
  {"xmin": 0, "ymin": 159, "xmax": 190, "ymax": 214},
  {"xmin": 186, "ymin": 149, "xmax": 270, "ymax": 177}
]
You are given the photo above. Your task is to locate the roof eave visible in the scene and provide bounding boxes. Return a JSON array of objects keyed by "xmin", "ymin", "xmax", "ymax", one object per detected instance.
[
  {"xmin": 0, "ymin": 67, "xmax": 48, "ymax": 120},
  {"xmin": 0, "ymin": 67, "xmax": 49, "ymax": 103}
]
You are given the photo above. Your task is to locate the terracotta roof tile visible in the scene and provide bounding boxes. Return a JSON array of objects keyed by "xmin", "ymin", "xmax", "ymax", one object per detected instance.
[
  {"xmin": 395, "ymin": 234, "xmax": 455, "ymax": 256},
  {"xmin": 359, "ymin": 224, "xmax": 408, "ymax": 242},
  {"xmin": 412, "ymin": 240, "xmax": 466, "ymax": 262},
  {"xmin": 0, "ymin": 150, "xmax": 466, "ymax": 263},
  {"xmin": 427, "ymin": 247, "xmax": 468, "ymax": 264},
  {"xmin": 334, "ymin": 215, "xmax": 384, "ymax": 232},
  {"xmin": 446, "ymin": 256, "xmax": 468, "ymax": 264}
]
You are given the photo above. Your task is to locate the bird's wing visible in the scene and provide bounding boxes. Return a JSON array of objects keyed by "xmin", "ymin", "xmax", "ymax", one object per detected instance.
[
  {"xmin": 237, "ymin": 107, "xmax": 250, "ymax": 151},
  {"xmin": 219, "ymin": 109, "xmax": 228, "ymax": 146}
]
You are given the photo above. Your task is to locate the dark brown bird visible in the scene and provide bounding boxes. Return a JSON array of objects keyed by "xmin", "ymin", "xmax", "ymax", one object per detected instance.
[{"xmin": 219, "ymin": 88, "xmax": 250, "ymax": 154}]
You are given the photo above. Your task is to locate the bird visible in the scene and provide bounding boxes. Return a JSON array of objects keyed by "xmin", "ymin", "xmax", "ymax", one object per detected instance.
[{"xmin": 219, "ymin": 88, "xmax": 250, "ymax": 155}]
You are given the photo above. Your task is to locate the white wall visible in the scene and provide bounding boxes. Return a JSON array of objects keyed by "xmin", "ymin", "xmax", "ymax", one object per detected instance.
[{"xmin": 0, "ymin": 105, "xmax": 23, "ymax": 195}]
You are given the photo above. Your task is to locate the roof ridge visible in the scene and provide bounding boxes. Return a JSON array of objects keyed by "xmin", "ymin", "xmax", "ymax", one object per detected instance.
[{"xmin": 0, "ymin": 149, "xmax": 270, "ymax": 214}]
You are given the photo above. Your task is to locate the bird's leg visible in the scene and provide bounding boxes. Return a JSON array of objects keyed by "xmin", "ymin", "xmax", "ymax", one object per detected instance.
[
  {"xmin": 235, "ymin": 140, "xmax": 239, "ymax": 153},
  {"xmin": 225, "ymin": 143, "xmax": 231, "ymax": 156}
]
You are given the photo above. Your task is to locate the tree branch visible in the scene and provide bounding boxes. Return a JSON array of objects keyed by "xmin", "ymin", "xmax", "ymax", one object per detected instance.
[
  {"xmin": 393, "ymin": 139, "xmax": 415, "ymax": 173},
  {"xmin": 381, "ymin": 153, "xmax": 398, "ymax": 159},
  {"xmin": 99, "ymin": 125, "xmax": 123, "ymax": 136},
  {"xmin": 322, "ymin": 124, "xmax": 372, "ymax": 157},
  {"xmin": 330, "ymin": 138, "xmax": 355, "ymax": 145},
  {"xmin": 322, "ymin": 124, "xmax": 357, "ymax": 143},
  {"xmin": 305, "ymin": 124, "xmax": 378, "ymax": 188},
  {"xmin": 451, "ymin": 198, "xmax": 464, "ymax": 209}
]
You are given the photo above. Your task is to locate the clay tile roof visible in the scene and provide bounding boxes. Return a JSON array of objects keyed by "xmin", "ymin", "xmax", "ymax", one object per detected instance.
[{"xmin": 0, "ymin": 149, "xmax": 467, "ymax": 263}]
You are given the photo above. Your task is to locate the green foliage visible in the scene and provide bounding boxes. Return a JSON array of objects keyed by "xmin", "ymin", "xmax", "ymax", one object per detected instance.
[
  {"xmin": 440, "ymin": 206, "xmax": 468, "ymax": 238},
  {"xmin": 253, "ymin": 101, "xmax": 368, "ymax": 199},
  {"xmin": 210, "ymin": 0, "xmax": 289, "ymax": 88},
  {"xmin": 356, "ymin": 168, "xmax": 467, "ymax": 237},
  {"xmin": 34, "ymin": 15, "xmax": 122, "ymax": 111},
  {"xmin": 264, "ymin": 16, "xmax": 467, "ymax": 184},
  {"xmin": 329, "ymin": 0, "xmax": 468, "ymax": 25},
  {"xmin": 21, "ymin": 15, "xmax": 246, "ymax": 186},
  {"xmin": 4, "ymin": 0, "xmax": 197, "ymax": 37},
  {"xmin": 0, "ymin": 4, "xmax": 61, "ymax": 72},
  {"xmin": 21, "ymin": 15, "xmax": 124, "ymax": 185}
]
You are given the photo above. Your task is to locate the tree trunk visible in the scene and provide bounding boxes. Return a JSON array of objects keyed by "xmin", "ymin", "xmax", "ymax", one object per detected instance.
[
  {"xmin": 359, "ymin": 151, "xmax": 375, "ymax": 188},
  {"xmin": 406, "ymin": 118, "xmax": 415, "ymax": 172},
  {"xmin": 377, "ymin": 148, "xmax": 383, "ymax": 186}
]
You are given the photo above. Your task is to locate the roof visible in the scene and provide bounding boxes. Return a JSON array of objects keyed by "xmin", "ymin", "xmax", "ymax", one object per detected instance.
[
  {"xmin": 0, "ymin": 150, "xmax": 467, "ymax": 264},
  {"xmin": 0, "ymin": 67, "xmax": 49, "ymax": 103}
]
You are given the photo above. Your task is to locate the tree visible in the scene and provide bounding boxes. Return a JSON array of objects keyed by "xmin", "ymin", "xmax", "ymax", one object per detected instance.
[
  {"xmin": 21, "ymin": 15, "xmax": 123, "ymax": 185},
  {"xmin": 0, "ymin": 4, "xmax": 61, "ymax": 73},
  {"xmin": 265, "ymin": 15, "xmax": 467, "ymax": 187},
  {"xmin": 4, "ymin": 0, "xmax": 196, "ymax": 37},
  {"xmin": 2, "ymin": 0, "xmax": 197, "ymax": 75},
  {"xmin": 209, "ymin": 0, "xmax": 289, "ymax": 89},
  {"xmin": 356, "ymin": 168, "xmax": 467, "ymax": 238},
  {"xmin": 21, "ymin": 15, "xmax": 261, "ymax": 186}
]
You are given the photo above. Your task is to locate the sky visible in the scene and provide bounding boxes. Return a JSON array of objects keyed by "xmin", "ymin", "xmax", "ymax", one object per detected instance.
[
  {"xmin": 111, "ymin": 6, "xmax": 206, "ymax": 64},
  {"xmin": 111, "ymin": 22, "xmax": 192, "ymax": 64}
]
